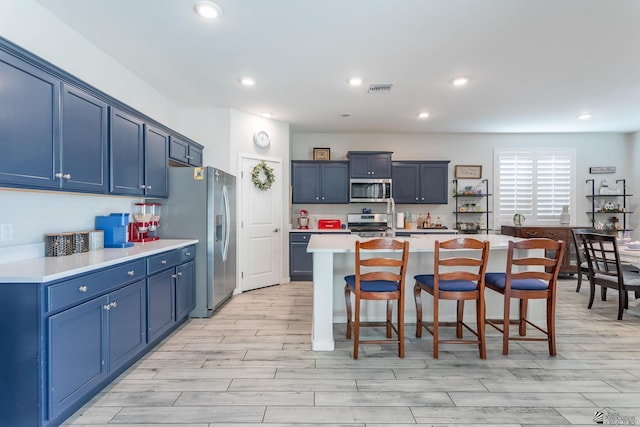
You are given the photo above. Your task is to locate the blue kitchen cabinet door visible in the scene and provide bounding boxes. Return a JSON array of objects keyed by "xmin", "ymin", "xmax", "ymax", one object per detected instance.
[
  {"xmin": 289, "ymin": 233, "xmax": 313, "ymax": 281},
  {"xmin": 392, "ymin": 163, "xmax": 421, "ymax": 203},
  {"xmin": 110, "ymin": 108, "xmax": 145, "ymax": 195},
  {"xmin": 107, "ymin": 280, "xmax": 146, "ymax": 373},
  {"xmin": 0, "ymin": 50, "xmax": 60, "ymax": 189},
  {"xmin": 175, "ymin": 260, "xmax": 195, "ymax": 321},
  {"xmin": 169, "ymin": 135, "xmax": 203, "ymax": 166},
  {"xmin": 348, "ymin": 152, "xmax": 392, "ymax": 178},
  {"xmin": 420, "ymin": 162, "xmax": 449, "ymax": 204},
  {"xmin": 291, "ymin": 162, "xmax": 321, "ymax": 203},
  {"xmin": 48, "ymin": 295, "xmax": 108, "ymax": 420},
  {"xmin": 320, "ymin": 162, "xmax": 349, "ymax": 203},
  {"xmin": 147, "ymin": 268, "xmax": 176, "ymax": 343},
  {"xmin": 292, "ymin": 161, "xmax": 349, "ymax": 204},
  {"xmin": 61, "ymin": 84, "xmax": 108, "ymax": 193},
  {"xmin": 144, "ymin": 124, "xmax": 169, "ymax": 197}
]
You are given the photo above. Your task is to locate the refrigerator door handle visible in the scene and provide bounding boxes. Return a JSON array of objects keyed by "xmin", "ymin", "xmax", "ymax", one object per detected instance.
[{"xmin": 222, "ymin": 184, "xmax": 230, "ymax": 262}]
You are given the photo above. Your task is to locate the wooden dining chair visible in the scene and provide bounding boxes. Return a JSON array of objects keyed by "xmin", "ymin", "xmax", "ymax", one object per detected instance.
[
  {"xmin": 344, "ymin": 238, "xmax": 410, "ymax": 359},
  {"xmin": 414, "ymin": 237, "xmax": 490, "ymax": 359},
  {"xmin": 579, "ymin": 232, "xmax": 640, "ymax": 320},
  {"xmin": 485, "ymin": 238, "xmax": 565, "ymax": 356},
  {"xmin": 571, "ymin": 228, "xmax": 596, "ymax": 292}
]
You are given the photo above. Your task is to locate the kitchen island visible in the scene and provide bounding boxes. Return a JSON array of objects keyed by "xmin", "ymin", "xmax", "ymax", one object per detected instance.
[{"xmin": 307, "ymin": 233, "xmax": 546, "ymax": 351}]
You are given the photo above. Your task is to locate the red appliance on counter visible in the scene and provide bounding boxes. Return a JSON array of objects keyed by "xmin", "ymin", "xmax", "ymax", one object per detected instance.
[
  {"xmin": 318, "ymin": 219, "xmax": 341, "ymax": 230},
  {"xmin": 129, "ymin": 202, "xmax": 161, "ymax": 242}
]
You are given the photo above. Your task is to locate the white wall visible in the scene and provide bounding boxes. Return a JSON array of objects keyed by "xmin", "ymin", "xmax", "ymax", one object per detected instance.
[{"xmin": 291, "ymin": 132, "xmax": 636, "ymax": 235}]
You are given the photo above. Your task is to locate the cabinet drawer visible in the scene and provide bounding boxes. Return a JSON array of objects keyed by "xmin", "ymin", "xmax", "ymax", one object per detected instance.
[
  {"xmin": 47, "ymin": 259, "xmax": 145, "ymax": 312},
  {"xmin": 179, "ymin": 245, "xmax": 196, "ymax": 263},
  {"xmin": 290, "ymin": 233, "xmax": 312, "ymax": 242},
  {"xmin": 147, "ymin": 249, "xmax": 182, "ymax": 274}
]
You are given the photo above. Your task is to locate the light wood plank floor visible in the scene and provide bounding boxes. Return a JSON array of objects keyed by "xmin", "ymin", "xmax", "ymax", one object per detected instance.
[{"xmin": 63, "ymin": 278, "xmax": 640, "ymax": 426}]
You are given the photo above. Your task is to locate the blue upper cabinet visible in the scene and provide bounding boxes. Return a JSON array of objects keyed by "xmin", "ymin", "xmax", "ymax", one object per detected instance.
[
  {"xmin": 0, "ymin": 50, "xmax": 60, "ymax": 189},
  {"xmin": 144, "ymin": 124, "xmax": 169, "ymax": 197},
  {"xmin": 348, "ymin": 151, "xmax": 392, "ymax": 178},
  {"xmin": 109, "ymin": 108, "xmax": 169, "ymax": 197},
  {"xmin": 392, "ymin": 161, "xmax": 450, "ymax": 204},
  {"xmin": 110, "ymin": 108, "xmax": 145, "ymax": 196},
  {"xmin": 291, "ymin": 161, "xmax": 349, "ymax": 204},
  {"xmin": 169, "ymin": 135, "xmax": 203, "ymax": 167},
  {"xmin": 61, "ymin": 84, "xmax": 108, "ymax": 193},
  {"xmin": 0, "ymin": 39, "xmax": 202, "ymax": 197}
]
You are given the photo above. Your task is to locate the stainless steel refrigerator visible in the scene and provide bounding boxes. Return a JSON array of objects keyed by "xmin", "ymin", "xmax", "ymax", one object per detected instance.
[{"xmin": 156, "ymin": 167, "xmax": 236, "ymax": 317}]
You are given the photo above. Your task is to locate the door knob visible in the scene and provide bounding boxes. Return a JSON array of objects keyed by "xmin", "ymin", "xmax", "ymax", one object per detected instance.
[{"xmin": 273, "ymin": 227, "xmax": 280, "ymax": 233}]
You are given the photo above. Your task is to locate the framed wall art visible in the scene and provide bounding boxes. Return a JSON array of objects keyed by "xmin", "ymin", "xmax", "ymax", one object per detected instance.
[
  {"xmin": 455, "ymin": 165, "xmax": 482, "ymax": 179},
  {"xmin": 313, "ymin": 147, "xmax": 330, "ymax": 161}
]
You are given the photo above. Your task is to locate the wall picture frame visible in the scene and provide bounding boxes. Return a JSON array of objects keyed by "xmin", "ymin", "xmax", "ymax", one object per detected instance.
[
  {"xmin": 455, "ymin": 165, "xmax": 482, "ymax": 179},
  {"xmin": 313, "ymin": 147, "xmax": 331, "ymax": 161}
]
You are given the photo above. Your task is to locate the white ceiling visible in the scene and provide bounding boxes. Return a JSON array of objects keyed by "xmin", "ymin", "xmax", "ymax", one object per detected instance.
[{"xmin": 33, "ymin": 0, "xmax": 640, "ymax": 134}]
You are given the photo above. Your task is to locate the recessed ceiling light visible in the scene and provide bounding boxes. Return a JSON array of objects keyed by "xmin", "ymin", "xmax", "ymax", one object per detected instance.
[
  {"xmin": 578, "ymin": 112, "xmax": 593, "ymax": 120},
  {"xmin": 348, "ymin": 77, "xmax": 364, "ymax": 86},
  {"xmin": 451, "ymin": 76, "xmax": 470, "ymax": 87},
  {"xmin": 261, "ymin": 112, "xmax": 273, "ymax": 118},
  {"xmin": 239, "ymin": 76, "xmax": 256, "ymax": 86},
  {"xmin": 194, "ymin": 1, "xmax": 223, "ymax": 19},
  {"xmin": 417, "ymin": 112, "xmax": 430, "ymax": 119}
]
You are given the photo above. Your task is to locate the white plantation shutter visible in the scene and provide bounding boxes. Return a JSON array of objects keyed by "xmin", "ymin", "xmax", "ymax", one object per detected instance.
[{"xmin": 494, "ymin": 150, "xmax": 574, "ymax": 228}]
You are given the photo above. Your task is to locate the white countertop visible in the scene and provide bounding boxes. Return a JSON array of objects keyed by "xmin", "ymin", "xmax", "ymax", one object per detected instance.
[
  {"xmin": 289, "ymin": 227, "xmax": 455, "ymax": 234},
  {"xmin": 0, "ymin": 239, "xmax": 198, "ymax": 283},
  {"xmin": 307, "ymin": 233, "xmax": 517, "ymax": 253}
]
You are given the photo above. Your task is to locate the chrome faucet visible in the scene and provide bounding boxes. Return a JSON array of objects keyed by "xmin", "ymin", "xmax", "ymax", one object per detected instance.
[{"xmin": 386, "ymin": 197, "xmax": 396, "ymax": 237}]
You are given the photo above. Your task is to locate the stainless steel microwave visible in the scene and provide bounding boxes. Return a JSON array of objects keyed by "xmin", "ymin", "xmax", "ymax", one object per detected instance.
[{"xmin": 349, "ymin": 179, "xmax": 392, "ymax": 203}]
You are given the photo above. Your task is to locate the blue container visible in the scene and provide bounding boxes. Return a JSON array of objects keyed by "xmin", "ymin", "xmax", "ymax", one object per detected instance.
[{"xmin": 95, "ymin": 213, "xmax": 134, "ymax": 248}]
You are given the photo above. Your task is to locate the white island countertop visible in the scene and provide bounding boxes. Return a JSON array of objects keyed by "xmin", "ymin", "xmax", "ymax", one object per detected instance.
[
  {"xmin": 0, "ymin": 239, "xmax": 198, "ymax": 283},
  {"xmin": 307, "ymin": 233, "xmax": 516, "ymax": 253}
]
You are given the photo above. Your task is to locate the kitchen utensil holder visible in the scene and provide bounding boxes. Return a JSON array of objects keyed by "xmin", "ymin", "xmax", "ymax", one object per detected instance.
[
  {"xmin": 88, "ymin": 230, "xmax": 104, "ymax": 251},
  {"xmin": 72, "ymin": 231, "xmax": 90, "ymax": 253},
  {"xmin": 45, "ymin": 233, "xmax": 74, "ymax": 257}
]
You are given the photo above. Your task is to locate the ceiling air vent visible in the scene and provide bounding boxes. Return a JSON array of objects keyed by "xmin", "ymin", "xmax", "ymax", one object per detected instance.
[{"xmin": 368, "ymin": 84, "xmax": 393, "ymax": 93}]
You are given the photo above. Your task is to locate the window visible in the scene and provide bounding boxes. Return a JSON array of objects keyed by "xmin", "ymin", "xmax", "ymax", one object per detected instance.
[{"xmin": 494, "ymin": 149, "xmax": 575, "ymax": 227}]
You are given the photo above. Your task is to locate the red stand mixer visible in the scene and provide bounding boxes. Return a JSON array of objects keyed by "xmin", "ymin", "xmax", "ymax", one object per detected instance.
[
  {"xmin": 297, "ymin": 209, "xmax": 309, "ymax": 229},
  {"xmin": 129, "ymin": 202, "xmax": 161, "ymax": 242}
]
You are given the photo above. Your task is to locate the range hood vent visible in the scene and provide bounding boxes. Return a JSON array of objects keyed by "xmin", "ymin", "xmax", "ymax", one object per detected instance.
[{"xmin": 368, "ymin": 84, "xmax": 393, "ymax": 93}]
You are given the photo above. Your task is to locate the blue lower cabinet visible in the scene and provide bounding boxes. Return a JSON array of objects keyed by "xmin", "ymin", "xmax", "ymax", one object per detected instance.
[
  {"xmin": 107, "ymin": 280, "xmax": 147, "ymax": 372},
  {"xmin": 0, "ymin": 246, "xmax": 194, "ymax": 427},
  {"xmin": 175, "ymin": 260, "xmax": 196, "ymax": 320},
  {"xmin": 147, "ymin": 269, "xmax": 175, "ymax": 342},
  {"xmin": 48, "ymin": 295, "xmax": 108, "ymax": 420}
]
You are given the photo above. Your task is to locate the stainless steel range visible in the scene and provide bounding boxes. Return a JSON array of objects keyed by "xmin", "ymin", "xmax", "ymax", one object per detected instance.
[{"xmin": 347, "ymin": 213, "xmax": 391, "ymax": 237}]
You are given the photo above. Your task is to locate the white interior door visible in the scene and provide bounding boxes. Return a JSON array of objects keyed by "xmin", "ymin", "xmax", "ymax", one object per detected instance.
[{"xmin": 240, "ymin": 156, "xmax": 283, "ymax": 292}]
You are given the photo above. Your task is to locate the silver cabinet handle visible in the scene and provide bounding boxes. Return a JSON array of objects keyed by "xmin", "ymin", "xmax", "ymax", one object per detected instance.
[
  {"xmin": 177, "ymin": 271, "xmax": 183, "ymax": 276},
  {"xmin": 78, "ymin": 285, "xmax": 88, "ymax": 293},
  {"xmin": 172, "ymin": 274, "xmax": 178, "ymax": 279},
  {"xmin": 161, "ymin": 260, "xmax": 167, "ymax": 264},
  {"xmin": 146, "ymin": 185, "xmax": 152, "ymax": 190},
  {"xmin": 63, "ymin": 174, "xmax": 71, "ymax": 180},
  {"xmin": 185, "ymin": 252, "xmax": 191, "ymax": 256},
  {"xmin": 127, "ymin": 270, "xmax": 134, "ymax": 276},
  {"xmin": 110, "ymin": 301, "xmax": 117, "ymax": 308},
  {"xmin": 103, "ymin": 304, "xmax": 111, "ymax": 311},
  {"xmin": 55, "ymin": 172, "xmax": 63, "ymax": 179}
]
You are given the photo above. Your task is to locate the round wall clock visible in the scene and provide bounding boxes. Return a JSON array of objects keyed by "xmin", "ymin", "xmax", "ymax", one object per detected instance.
[{"xmin": 253, "ymin": 130, "xmax": 271, "ymax": 149}]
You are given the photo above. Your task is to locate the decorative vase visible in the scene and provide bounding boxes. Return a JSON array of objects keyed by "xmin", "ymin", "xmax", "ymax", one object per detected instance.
[
  {"xmin": 560, "ymin": 205, "xmax": 570, "ymax": 225},
  {"xmin": 513, "ymin": 213, "xmax": 525, "ymax": 227}
]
